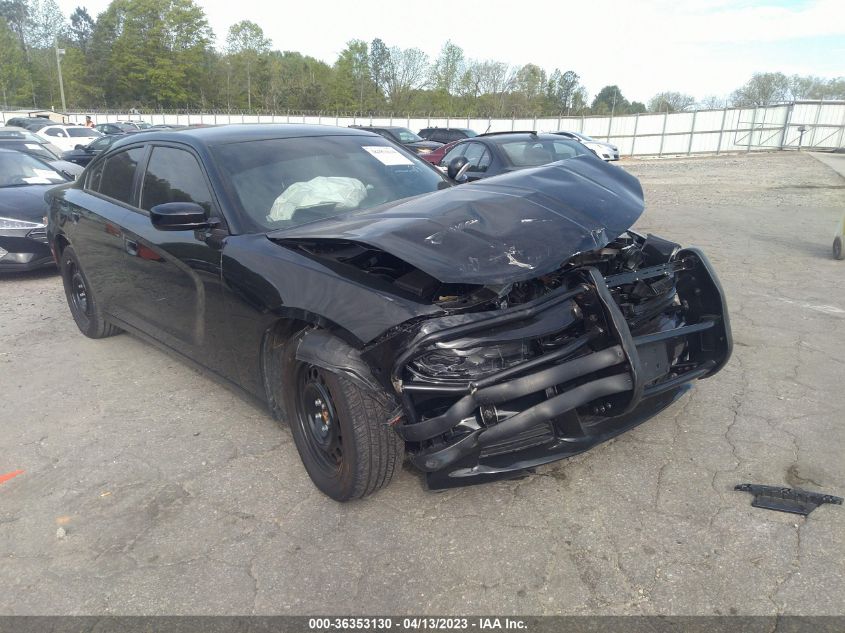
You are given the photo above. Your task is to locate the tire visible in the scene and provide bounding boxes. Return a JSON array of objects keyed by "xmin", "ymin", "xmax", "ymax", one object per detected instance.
[
  {"xmin": 59, "ymin": 246, "xmax": 121, "ymax": 339},
  {"xmin": 834, "ymin": 236, "xmax": 844, "ymax": 260},
  {"xmin": 280, "ymin": 334, "xmax": 403, "ymax": 501}
]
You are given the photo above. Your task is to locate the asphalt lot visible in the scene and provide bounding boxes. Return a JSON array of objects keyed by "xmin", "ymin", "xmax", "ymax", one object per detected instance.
[{"xmin": 1, "ymin": 151, "xmax": 844, "ymax": 616}]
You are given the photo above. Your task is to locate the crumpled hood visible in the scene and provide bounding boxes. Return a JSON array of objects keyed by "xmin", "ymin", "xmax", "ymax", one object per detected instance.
[
  {"xmin": 0, "ymin": 184, "xmax": 53, "ymax": 223},
  {"xmin": 270, "ymin": 155, "xmax": 644, "ymax": 285}
]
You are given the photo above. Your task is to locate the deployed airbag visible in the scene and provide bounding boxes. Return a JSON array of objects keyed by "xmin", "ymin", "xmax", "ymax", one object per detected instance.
[{"xmin": 269, "ymin": 176, "xmax": 367, "ymax": 221}]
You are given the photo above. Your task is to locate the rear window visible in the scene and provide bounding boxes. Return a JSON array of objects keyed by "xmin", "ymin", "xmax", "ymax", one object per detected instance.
[
  {"xmin": 499, "ymin": 139, "xmax": 589, "ymax": 167},
  {"xmin": 97, "ymin": 147, "xmax": 145, "ymax": 204}
]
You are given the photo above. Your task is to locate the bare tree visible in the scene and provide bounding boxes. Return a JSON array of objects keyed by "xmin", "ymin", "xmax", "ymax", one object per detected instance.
[
  {"xmin": 731, "ymin": 72, "xmax": 790, "ymax": 106},
  {"xmin": 383, "ymin": 46, "xmax": 428, "ymax": 108},
  {"xmin": 648, "ymin": 91, "xmax": 696, "ymax": 112}
]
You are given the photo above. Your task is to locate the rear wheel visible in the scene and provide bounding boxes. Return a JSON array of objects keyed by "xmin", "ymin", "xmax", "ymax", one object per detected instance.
[
  {"xmin": 60, "ymin": 246, "xmax": 121, "ymax": 339},
  {"xmin": 280, "ymin": 335, "xmax": 403, "ymax": 501},
  {"xmin": 834, "ymin": 236, "xmax": 843, "ymax": 260}
]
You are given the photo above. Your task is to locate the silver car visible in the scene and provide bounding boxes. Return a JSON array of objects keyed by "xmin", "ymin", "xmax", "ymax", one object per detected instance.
[{"xmin": 553, "ymin": 131, "xmax": 620, "ymax": 161}]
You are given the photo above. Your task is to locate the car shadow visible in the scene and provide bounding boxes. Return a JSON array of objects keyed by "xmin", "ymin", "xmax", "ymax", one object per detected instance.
[{"xmin": 0, "ymin": 267, "xmax": 59, "ymax": 282}]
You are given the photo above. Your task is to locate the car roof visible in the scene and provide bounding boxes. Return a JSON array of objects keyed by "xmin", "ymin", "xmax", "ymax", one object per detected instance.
[
  {"xmin": 109, "ymin": 124, "xmax": 380, "ymax": 151},
  {"xmin": 474, "ymin": 132, "xmax": 572, "ymax": 144}
]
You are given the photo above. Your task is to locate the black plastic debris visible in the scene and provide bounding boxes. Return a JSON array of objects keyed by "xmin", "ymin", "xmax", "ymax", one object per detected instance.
[{"xmin": 735, "ymin": 483, "xmax": 843, "ymax": 516}]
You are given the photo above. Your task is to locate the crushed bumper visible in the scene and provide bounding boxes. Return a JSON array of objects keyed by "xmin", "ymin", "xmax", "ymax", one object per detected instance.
[{"xmin": 391, "ymin": 248, "xmax": 732, "ymax": 487}]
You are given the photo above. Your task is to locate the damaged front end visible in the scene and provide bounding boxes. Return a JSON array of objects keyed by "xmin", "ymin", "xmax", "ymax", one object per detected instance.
[{"xmin": 362, "ymin": 232, "xmax": 732, "ymax": 488}]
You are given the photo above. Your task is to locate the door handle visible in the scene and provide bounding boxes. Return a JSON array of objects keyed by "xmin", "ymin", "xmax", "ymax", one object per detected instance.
[{"xmin": 124, "ymin": 238, "xmax": 139, "ymax": 256}]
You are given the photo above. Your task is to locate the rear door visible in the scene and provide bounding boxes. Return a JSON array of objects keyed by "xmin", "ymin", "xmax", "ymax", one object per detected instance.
[
  {"xmin": 117, "ymin": 143, "xmax": 236, "ymax": 378},
  {"xmin": 55, "ymin": 146, "xmax": 144, "ymax": 318}
]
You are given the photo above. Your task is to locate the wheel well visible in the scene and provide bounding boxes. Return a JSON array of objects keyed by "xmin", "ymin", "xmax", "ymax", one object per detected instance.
[
  {"xmin": 54, "ymin": 234, "xmax": 70, "ymax": 257},
  {"xmin": 260, "ymin": 318, "xmax": 310, "ymax": 421}
]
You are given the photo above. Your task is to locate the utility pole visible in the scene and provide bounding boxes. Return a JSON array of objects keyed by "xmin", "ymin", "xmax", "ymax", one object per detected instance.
[{"xmin": 54, "ymin": 39, "xmax": 66, "ymax": 112}]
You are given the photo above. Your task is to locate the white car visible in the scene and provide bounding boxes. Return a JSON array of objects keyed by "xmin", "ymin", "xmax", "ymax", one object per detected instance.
[
  {"xmin": 553, "ymin": 131, "xmax": 620, "ymax": 161},
  {"xmin": 36, "ymin": 125, "xmax": 102, "ymax": 153}
]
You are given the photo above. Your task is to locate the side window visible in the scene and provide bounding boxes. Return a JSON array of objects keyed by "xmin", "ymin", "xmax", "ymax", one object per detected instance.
[
  {"xmin": 44, "ymin": 128, "xmax": 64, "ymax": 137},
  {"xmin": 463, "ymin": 142, "xmax": 490, "ymax": 172},
  {"xmin": 447, "ymin": 130, "xmax": 464, "ymax": 142},
  {"xmin": 98, "ymin": 147, "xmax": 144, "ymax": 204},
  {"xmin": 440, "ymin": 143, "xmax": 467, "ymax": 167},
  {"xmin": 141, "ymin": 147, "xmax": 213, "ymax": 214}
]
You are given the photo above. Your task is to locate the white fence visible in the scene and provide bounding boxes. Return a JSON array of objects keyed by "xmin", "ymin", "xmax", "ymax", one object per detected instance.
[{"xmin": 5, "ymin": 100, "xmax": 844, "ymax": 156}]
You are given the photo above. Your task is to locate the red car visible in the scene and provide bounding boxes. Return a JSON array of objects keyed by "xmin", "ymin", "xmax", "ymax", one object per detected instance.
[{"xmin": 420, "ymin": 140, "xmax": 459, "ymax": 166}]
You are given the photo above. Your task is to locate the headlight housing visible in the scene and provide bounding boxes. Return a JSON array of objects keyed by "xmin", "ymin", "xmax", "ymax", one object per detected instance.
[
  {"xmin": 0, "ymin": 216, "xmax": 46, "ymax": 230},
  {"xmin": 416, "ymin": 148, "xmax": 432, "ymax": 155},
  {"xmin": 410, "ymin": 341, "xmax": 534, "ymax": 380}
]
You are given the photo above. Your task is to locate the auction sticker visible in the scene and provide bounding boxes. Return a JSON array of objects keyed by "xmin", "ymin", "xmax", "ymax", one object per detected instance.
[{"xmin": 363, "ymin": 145, "xmax": 413, "ymax": 166}]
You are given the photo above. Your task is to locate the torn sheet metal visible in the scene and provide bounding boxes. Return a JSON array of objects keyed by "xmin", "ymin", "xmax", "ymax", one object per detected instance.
[{"xmin": 735, "ymin": 483, "xmax": 843, "ymax": 516}]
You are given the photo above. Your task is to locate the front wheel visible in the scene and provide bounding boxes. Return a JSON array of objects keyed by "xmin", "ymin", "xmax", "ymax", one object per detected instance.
[
  {"xmin": 280, "ymin": 337, "xmax": 404, "ymax": 501},
  {"xmin": 834, "ymin": 236, "xmax": 843, "ymax": 260}
]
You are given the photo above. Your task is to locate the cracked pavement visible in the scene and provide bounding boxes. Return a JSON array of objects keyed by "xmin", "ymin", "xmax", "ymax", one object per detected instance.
[{"xmin": 1, "ymin": 151, "xmax": 844, "ymax": 615}]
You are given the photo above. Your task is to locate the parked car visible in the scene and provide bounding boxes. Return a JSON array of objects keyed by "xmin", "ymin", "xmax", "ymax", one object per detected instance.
[
  {"xmin": 116, "ymin": 120, "xmax": 153, "ymax": 130},
  {"xmin": 419, "ymin": 140, "xmax": 459, "ymax": 166},
  {"xmin": 418, "ymin": 127, "xmax": 477, "ymax": 144},
  {"xmin": 95, "ymin": 122, "xmax": 139, "ymax": 135},
  {"xmin": 0, "ymin": 148, "xmax": 71, "ymax": 272},
  {"xmin": 60, "ymin": 133, "xmax": 131, "ymax": 167},
  {"xmin": 4, "ymin": 116, "xmax": 52, "ymax": 132},
  {"xmin": 37, "ymin": 124, "xmax": 102, "ymax": 152},
  {"xmin": 553, "ymin": 131, "xmax": 620, "ymax": 161},
  {"xmin": 0, "ymin": 127, "xmax": 83, "ymax": 179},
  {"xmin": 349, "ymin": 125, "xmax": 442, "ymax": 156},
  {"xmin": 46, "ymin": 124, "xmax": 731, "ymax": 501},
  {"xmin": 439, "ymin": 131, "xmax": 595, "ymax": 181}
]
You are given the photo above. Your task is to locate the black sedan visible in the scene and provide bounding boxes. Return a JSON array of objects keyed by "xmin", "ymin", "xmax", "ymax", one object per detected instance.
[
  {"xmin": 349, "ymin": 125, "xmax": 442, "ymax": 157},
  {"xmin": 95, "ymin": 122, "xmax": 138, "ymax": 135},
  {"xmin": 46, "ymin": 125, "xmax": 731, "ymax": 501},
  {"xmin": 60, "ymin": 133, "xmax": 130, "ymax": 167},
  {"xmin": 439, "ymin": 131, "xmax": 596, "ymax": 181},
  {"xmin": 0, "ymin": 149, "xmax": 69, "ymax": 271}
]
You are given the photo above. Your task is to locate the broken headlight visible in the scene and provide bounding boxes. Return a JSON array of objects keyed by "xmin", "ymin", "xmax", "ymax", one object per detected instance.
[{"xmin": 411, "ymin": 341, "xmax": 534, "ymax": 380}]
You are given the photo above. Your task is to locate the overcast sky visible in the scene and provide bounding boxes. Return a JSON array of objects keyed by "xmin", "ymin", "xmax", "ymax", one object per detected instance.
[{"xmin": 54, "ymin": 0, "xmax": 845, "ymax": 103}]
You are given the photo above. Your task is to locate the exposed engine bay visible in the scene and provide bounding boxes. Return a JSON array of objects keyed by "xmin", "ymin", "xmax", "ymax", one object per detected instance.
[{"xmin": 326, "ymin": 230, "xmax": 733, "ymax": 488}]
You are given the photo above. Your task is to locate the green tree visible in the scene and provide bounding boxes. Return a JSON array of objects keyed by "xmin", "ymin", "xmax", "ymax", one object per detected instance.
[
  {"xmin": 591, "ymin": 85, "xmax": 628, "ymax": 115},
  {"xmin": 331, "ymin": 39, "xmax": 374, "ymax": 112},
  {"xmin": 0, "ymin": 17, "xmax": 27, "ymax": 107},
  {"xmin": 68, "ymin": 6, "xmax": 94, "ymax": 52},
  {"xmin": 226, "ymin": 19, "xmax": 270, "ymax": 110},
  {"xmin": 90, "ymin": 0, "xmax": 214, "ymax": 108},
  {"xmin": 546, "ymin": 69, "xmax": 580, "ymax": 114}
]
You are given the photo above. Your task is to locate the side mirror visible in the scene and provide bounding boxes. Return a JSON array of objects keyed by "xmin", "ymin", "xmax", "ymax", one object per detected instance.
[
  {"xmin": 74, "ymin": 144, "xmax": 85, "ymax": 150},
  {"xmin": 447, "ymin": 156, "xmax": 470, "ymax": 182},
  {"xmin": 150, "ymin": 202, "xmax": 211, "ymax": 231}
]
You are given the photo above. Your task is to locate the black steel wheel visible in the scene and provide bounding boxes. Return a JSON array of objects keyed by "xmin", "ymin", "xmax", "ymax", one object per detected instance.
[
  {"xmin": 834, "ymin": 236, "xmax": 843, "ymax": 260},
  {"xmin": 280, "ymin": 332, "xmax": 404, "ymax": 501},
  {"xmin": 295, "ymin": 365, "xmax": 344, "ymax": 478},
  {"xmin": 60, "ymin": 246, "xmax": 121, "ymax": 339}
]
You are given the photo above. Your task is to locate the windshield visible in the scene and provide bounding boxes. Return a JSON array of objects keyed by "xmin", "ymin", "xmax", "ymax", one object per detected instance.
[
  {"xmin": 0, "ymin": 141, "xmax": 58, "ymax": 161},
  {"xmin": 392, "ymin": 128, "xmax": 423, "ymax": 143},
  {"xmin": 0, "ymin": 152, "xmax": 66, "ymax": 187},
  {"xmin": 212, "ymin": 135, "xmax": 446, "ymax": 232},
  {"xmin": 68, "ymin": 127, "xmax": 100, "ymax": 138},
  {"xmin": 499, "ymin": 138, "xmax": 591, "ymax": 167}
]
